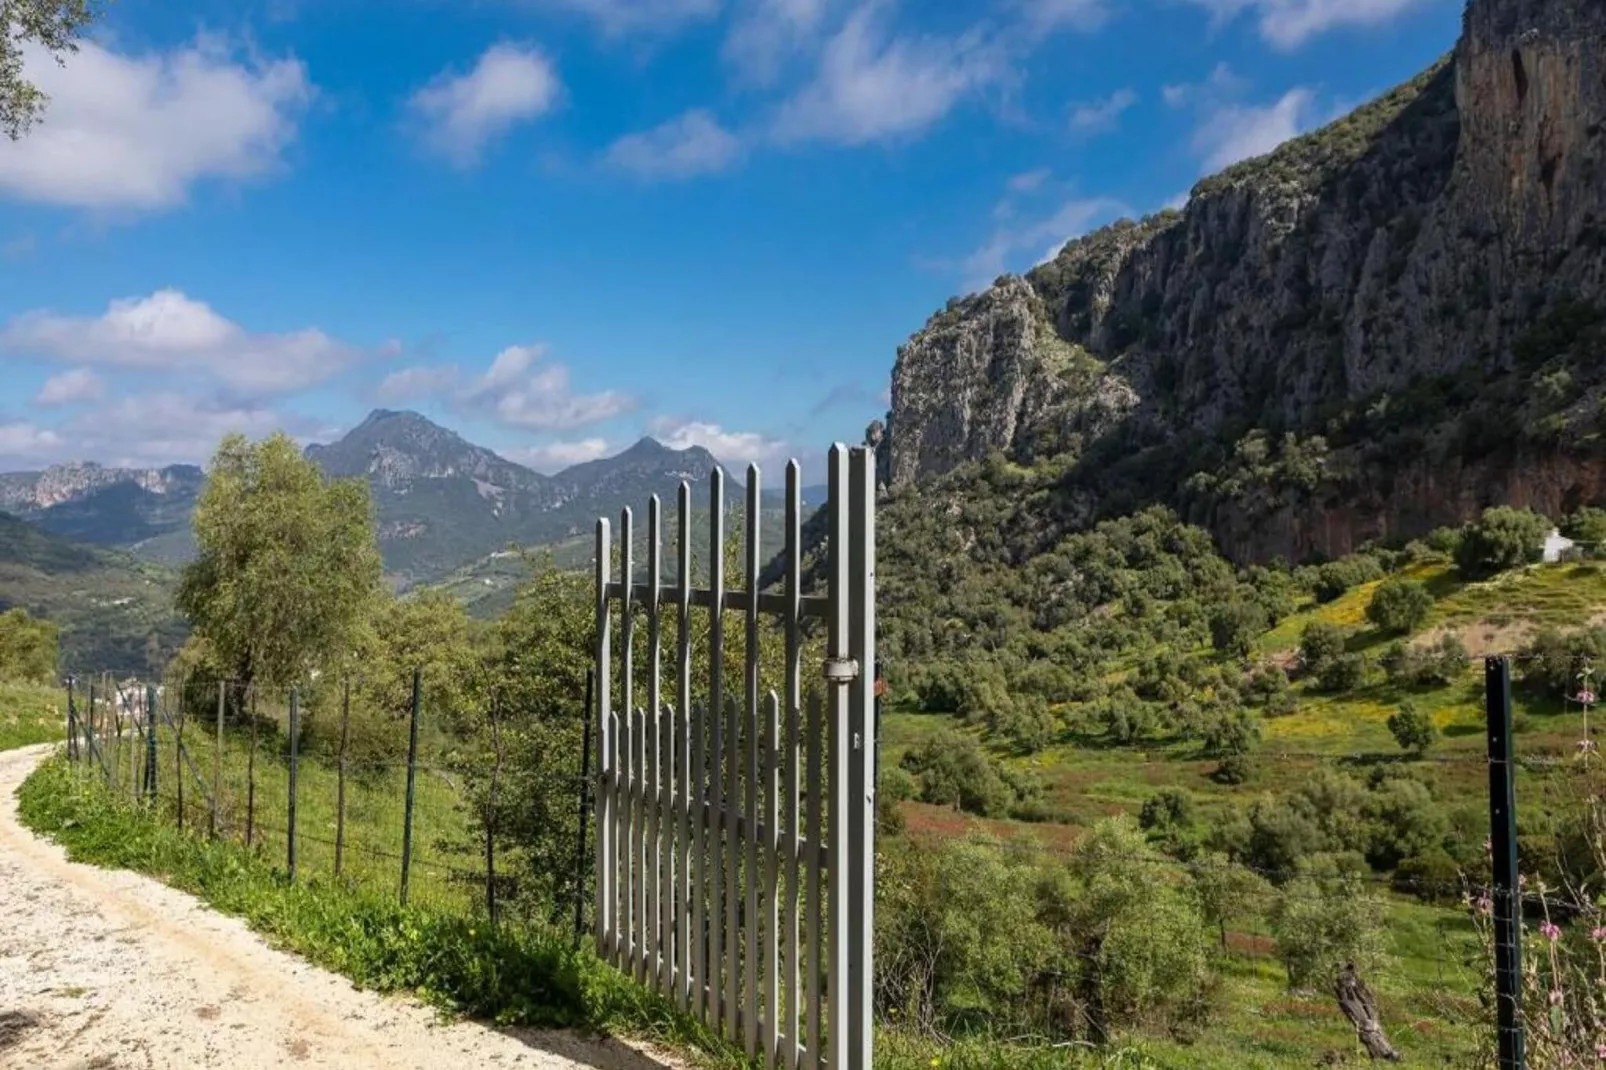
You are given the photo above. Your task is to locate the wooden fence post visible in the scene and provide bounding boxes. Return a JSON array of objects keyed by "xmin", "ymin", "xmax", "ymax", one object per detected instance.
[
  {"xmin": 145, "ymin": 684, "xmax": 158, "ymax": 803},
  {"xmin": 212, "ymin": 681, "xmax": 225, "ymax": 838},
  {"xmin": 288, "ymin": 687, "xmax": 300, "ymax": 881},
  {"xmin": 575, "ymin": 670, "xmax": 594, "ymax": 947},
  {"xmin": 246, "ymin": 688, "xmax": 257, "ymax": 850},
  {"xmin": 1486, "ymin": 656, "xmax": 1525, "ymax": 1069},
  {"xmin": 400, "ymin": 668, "xmax": 421, "ymax": 907},
  {"xmin": 66, "ymin": 677, "xmax": 77, "ymax": 763}
]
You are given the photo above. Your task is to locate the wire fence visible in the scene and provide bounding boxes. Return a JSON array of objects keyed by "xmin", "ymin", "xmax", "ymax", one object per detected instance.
[{"xmin": 61, "ymin": 668, "xmax": 592, "ymax": 931}]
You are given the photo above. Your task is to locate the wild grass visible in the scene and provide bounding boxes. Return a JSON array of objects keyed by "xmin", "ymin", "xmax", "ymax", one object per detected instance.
[{"xmin": 0, "ymin": 681, "xmax": 66, "ymax": 751}]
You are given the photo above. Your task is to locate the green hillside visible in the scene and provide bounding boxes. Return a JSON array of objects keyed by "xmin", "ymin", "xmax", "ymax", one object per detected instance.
[{"xmin": 0, "ymin": 513, "xmax": 186, "ymax": 674}]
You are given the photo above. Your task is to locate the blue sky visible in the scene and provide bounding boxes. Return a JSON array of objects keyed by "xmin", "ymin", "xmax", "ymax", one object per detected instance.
[{"xmin": 0, "ymin": 0, "xmax": 1462, "ymax": 479}]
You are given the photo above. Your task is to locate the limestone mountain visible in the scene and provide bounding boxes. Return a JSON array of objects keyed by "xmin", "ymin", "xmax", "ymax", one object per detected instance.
[
  {"xmin": 875, "ymin": 0, "xmax": 1606, "ymax": 564},
  {"xmin": 0, "ymin": 463, "xmax": 204, "ymax": 564}
]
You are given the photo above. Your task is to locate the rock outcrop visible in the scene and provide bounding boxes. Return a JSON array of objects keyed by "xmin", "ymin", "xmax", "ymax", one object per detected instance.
[{"xmin": 877, "ymin": 0, "xmax": 1606, "ymax": 561}]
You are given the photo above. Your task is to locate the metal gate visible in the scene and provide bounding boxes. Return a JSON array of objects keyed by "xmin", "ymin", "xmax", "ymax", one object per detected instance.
[{"xmin": 593, "ymin": 443, "xmax": 876, "ymax": 1069}]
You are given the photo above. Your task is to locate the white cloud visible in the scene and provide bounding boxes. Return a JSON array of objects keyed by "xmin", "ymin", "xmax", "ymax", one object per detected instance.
[
  {"xmin": 0, "ymin": 36, "xmax": 311, "ymax": 211},
  {"xmin": 605, "ymin": 110, "xmax": 743, "ymax": 180},
  {"xmin": 524, "ymin": 0, "xmax": 721, "ymax": 36},
  {"xmin": 376, "ymin": 365, "xmax": 460, "ymax": 403},
  {"xmin": 961, "ymin": 190, "xmax": 1128, "ymax": 292},
  {"xmin": 508, "ymin": 437, "xmax": 613, "ymax": 473},
  {"xmin": 0, "ymin": 289, "xmax": 361, "ymax": 398},
  {"xmin": 648, "ymin": 417, "xmax": 792, "ymax": 474},
  {"xmin": 407, "ymin": 43, "xmax": 561, "ymax": 168},
  {"xmin": 0, "ymin": 422, "xmax": 66, "ymax": 467},
  {"xmin": 722, "ymin": 0, "xmax": 831, "ymax": 87},
  {"xmin": 1193, "ymin": 86, "xmax": 1315, "ymax": 170},
  {"xmin": 1068, "ymin": 88, "xmax": 1136, "ymax": 134},
  {"xmin": 3, "ymin": 234, "xmax": 37, "ymax": 259},
  {"xmin": 1180, "ymin": 0, "xmax": 1432, "ymax": 49},
  {"xmin": 1007, "ymin": 167, "xmax": 1050, "ymax": 192},
  {"xmin": 770, "ymin": 5, "xmax": 1008, "ymax": 146},
  {"xmin": 462, "ymin": 345, "xmax": 633, "ymax": 429},
  {"xmin": 1161, "ymin": 63, "xmax": 1243, "ymax": 108},
  {"xmin": 34, "ymin": 368, "xmax": 105, "ymax": 407},
  {"xmin": 1010, "ymin": 0, "xmax": 1110, "ymax": 36}
]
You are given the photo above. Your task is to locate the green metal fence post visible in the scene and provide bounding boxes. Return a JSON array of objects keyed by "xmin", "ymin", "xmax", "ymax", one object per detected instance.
[
  {"xmin": 1486, "ymin": 656, "xmax": 1525, "ymax": 1069},
  {"xmin": 400, "ymin": 668, "xmax": 421, "ymax": 906},
  {"xmin": 145, "ymin": 684, "xmax": 158, "ymax": 803},
  {"xmin": 288, "ymin": 687, "xmax": 300, "ymax": 882}
]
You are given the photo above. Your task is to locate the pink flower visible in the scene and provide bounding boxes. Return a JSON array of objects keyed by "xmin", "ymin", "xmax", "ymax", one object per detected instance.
[
  {"xmin": 1540, "ymin": 921, "xmax": 1562, "ymax": 941},
  {"xmin": 1596, "ymin": 1041, "xmax": 1606, "ymax": 1059},
  {"xmin": 1475, "ymin": 896, "xmax": 1493, "ymax": 916},
  {"xmin": 1579, "ymin": 739, "xmax": 1598, "ymax": 754},
  {"xmin": 1591, "ymin": 926, "xmax": 1606, "ymax": 942},
  {"xmin": 1549, "ymin": 988, "xmax": 1563, "ymax": 1006}
]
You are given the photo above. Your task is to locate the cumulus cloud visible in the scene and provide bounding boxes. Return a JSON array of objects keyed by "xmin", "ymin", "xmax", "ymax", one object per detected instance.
[
  {"xmin": 376, "ymin": 365, "xmax": 460, "ymax": 403},
  {"xmin": 1180, "ymin": 0, "xmax": 1433, "ymax": 49},
  {"xmin": 0, "ymin": 421, "xmax": 67, "ymax": 468},
  {"xmin": 1192, "ymin": 86, "xmax": 1315, "ymax": 170},
  {"xmin": 407, "ymin": 42, "xmax": 561, "ymax": 167},
  {"xmin": 0, "ymin": 393, "xmax": 307, "ymax": 469},
  {"xmin": 1068, "ymin": 88, "xmax": 1136, "ymax": 134},
  {"xmin": 381, "ymin": 346, "xmax": 634, "ymax": 431},
  {"xmin": 648, "ymin": 416, "xmax": 792, "ymax": 474},
  {"xmin": 33, "ymin": 368, "xmax": 105, "ymax": 407},
  {"xmin": 1007, "ymin": 168, "xmax": 1050, "ymax": 193},
  {"xmin": 0, "ymin": 36, "xmax": 311, "ymax": 211},
  {"xmin": 1009, "ymin": 0, "xmax": 1111, "ymax": 36},
  {"xmin": 507, "ymin": 437, "xmax": 613, "ymax": 473},
  {"xmin": 769, "ymin": 4, "xmax": 1009, "ymax": 146},
  {"xmin": 605, "ymin": 110, "xmax": 743, "ymax": 180},
  {"xmin": 0, "ymin": 290, "xmax": 362, "ymax": 399}
]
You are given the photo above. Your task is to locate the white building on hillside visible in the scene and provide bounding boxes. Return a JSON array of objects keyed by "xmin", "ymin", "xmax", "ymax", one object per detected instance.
[{"xmin": 1542, "ymin": 528, "xmax": 1576, "ymax": 563}]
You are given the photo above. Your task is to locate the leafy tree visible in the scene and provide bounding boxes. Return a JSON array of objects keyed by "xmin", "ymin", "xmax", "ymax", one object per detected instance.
[
  {"xmin": 1454, "ymin": 506, "xmax": 1551, "ymax": 579},
  {"xmin": 1209, "ymin": 600, "xmax": 1266, "ymax": 658},
  {"xmin": 1313, "ymin": 556, "xmax": 1384, "ymax": 603},
  {"xmin": 901, "ymin": 729, "xmax": 1040, "ymax": 819},
  {"xmin": 1189, "ymin": 853, "xmax": 1272, "ymax": 951},
  {"xmin": 1561, "ymin": 506, "xmax": 1606, "ymax": 550},
  {"xmin": 177, "ymin": 433, "xmax": 383, "ymax": 693},
  {"xmin": 0, "ymin": 607, "xmax": 58, "ymax": 683},
  {"xmin": 1518, "ymin": 626, "xmax": 1606, "ymax": 696},
  {"xmin": 1316, "ymin": 652, "xmax": 1367, "ymax": 693},
  {"xmin": 1298, "ymin": 622, "xmax": 1345, "ymax": 674},
  {"xmin": 1140, "ymin": 787, "xmax": 1195, "ymax": 832},
  {"xmin": 2, "ymin": 1, "xmax": 105, "ymax": 139},
  {"xmin": 1386, "ymin": 702, "xmax": 1437, "ymax": 755},
  {"xmin": 1271, "ymin": 870, "xmax": 1390, "ymax": 990},
  {"xmin": 1366, "ymin": 578, "xmax": 1432, "ymax": 634}
]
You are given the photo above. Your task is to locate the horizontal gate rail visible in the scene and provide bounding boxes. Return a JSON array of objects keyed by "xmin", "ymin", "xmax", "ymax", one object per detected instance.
[{"xmin": 594, "ymin": 444, "xmax": 876, "ymax": 1070}]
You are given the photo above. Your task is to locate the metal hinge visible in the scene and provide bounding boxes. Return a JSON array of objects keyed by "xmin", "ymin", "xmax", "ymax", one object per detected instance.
[{"xmin": 823, "ymin": 657, "xmax": 860, "ymax": 684}]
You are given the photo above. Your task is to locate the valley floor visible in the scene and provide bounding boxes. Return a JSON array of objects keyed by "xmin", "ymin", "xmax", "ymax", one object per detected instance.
[{"xmin": 0, "ymin": 744, "xmax": 662, "ymax": 1070}]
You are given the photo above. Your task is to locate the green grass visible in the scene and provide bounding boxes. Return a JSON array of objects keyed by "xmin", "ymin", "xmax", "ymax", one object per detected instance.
[{"xmin": 0, "ymin": 681, "xmax": 67, "ymax": 750}]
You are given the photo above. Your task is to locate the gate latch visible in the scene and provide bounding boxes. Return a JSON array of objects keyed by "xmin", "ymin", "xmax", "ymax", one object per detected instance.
[{"xmin": 823, "ymin": 658, "xmax": 860, "ymax": 684}]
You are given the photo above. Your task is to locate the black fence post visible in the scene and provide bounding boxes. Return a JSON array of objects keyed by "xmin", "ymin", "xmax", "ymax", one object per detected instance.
[
  {"xmin": 486, "ymin": 693, "xmax": 502, "ymax": 930},
  {"xmin": 66, "ymin": 677, "xmax": 78, "ymax": 762},
  {"xmin": 1486, "ymin": 655, "xmax": 1525, "ymax": 1070},
  {"xmin": 288, "ymin": 687, "xmax": 300, "ymax": 882},
  {"xmin": 335, "ymin": 678, "xmax": 350, "ymax": 879},
  {"xmin": 400, "ymin": 668, "xmax": 421, "ymax": 907},
  {"xmin": 246, "ymin": 687, "xmax": 258, "ymax": 850},
  {"xmin": 573, "ymin": 669, "xmax": 594, "ymax": 946},
  {"xmin": 145, "ymin": 684, "xmax": 157, "ymax": 803}
]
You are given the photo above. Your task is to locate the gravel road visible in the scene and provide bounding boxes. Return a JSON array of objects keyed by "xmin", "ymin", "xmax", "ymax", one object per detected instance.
[{"xmin": 0, "ymin": 744, "xmax": 674, "ymax": 1070}]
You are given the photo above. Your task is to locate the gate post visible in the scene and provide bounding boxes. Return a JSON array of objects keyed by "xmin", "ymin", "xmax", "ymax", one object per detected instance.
[
  {"xmin": 66, "ymin": 677, "xmax": 78, "ymax": 762},
  {"xmin": 145, "ymin": 684, "xmax": 158, "ymax": 803},
  {"xmin": 847, "ymin": 445, "xmax": 876, "ymax": 1069},
  {"xmin": 400, "ymin": 668, "xmax": 421, "ymax": 906},
  {"xmin": 287, "ymin": 687, "xmax": 300, "ymax": 881},
  {"xmin": 1486, "ymin": 656, "xmax": 1524, "ymax": 1069}
]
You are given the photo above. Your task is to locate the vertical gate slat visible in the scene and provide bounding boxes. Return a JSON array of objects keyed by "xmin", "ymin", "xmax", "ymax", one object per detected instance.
[
  {"xmin": 594, "ymin": 519, "xmax": 613, "ymax": 960},
  {"xmin": 725, "ymin": 701, "xmax": 741, "ymax": 1042},
  {"xmin": 677, "ymin": 482, "xmax": 694, "ymax": 1015},
  {"xmin": 620, "ymin": 507, "xmax": 636, "ymax": 975},
  {"xmin": 783, "ymin": 461, "xmax": 802, "ymax": 1070},
  {"xmin": 804, "ymin": 690, "xmax": 824, "ymax": 1070},
  {"xmin": 691, "ymin": 699, "xmax": 707, "ymax": 1021},
  {"xmin": 826, "ymin": 444, "xmax": 850, "ymax": 1070},
  {"xmin": 707, "ymin": 469, "xmax": 726, "ymax": 1035},
  {"xmin": 646, "ymin": 496, "xmax": 663, "ymax": 994},
  {"xmin": 744, "ymin": 466, "xmax": 762, "ymax": 1058},
  {"xmin": 847, "ymin": 448, "xmax": 876, "ymax": 1068},
  {"xmin": 764, "ymin": 689, "xmax": 781, "ymax": 1070}
]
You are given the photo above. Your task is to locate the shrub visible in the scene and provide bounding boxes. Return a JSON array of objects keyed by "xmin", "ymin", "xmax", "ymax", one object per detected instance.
[
  {"xmin": 1366, "ymin": 578, "xmax": 1432, "ymax": 634},
  {"xmin": 1272, "ymin": 872, "xmax": 1391, "ymax": 990},
  {"xmin": 1140, "ymin": 787, "xmax": 1196, "ymax": 831},
  {"xmin": 1298, "ymin": 622, "xmax": 1346, "ymax": 674},
  {"xmin": 1209, "ymin": 600, "xmax": 1267, "ymax": 658},
  {"xmin": 1313, "ymin": 555, "xmax": 1384, "ymax": 603},
  {"xmin": 1454, "ymin": 506, "xmax": 1551, "ymax": 579},
  {"xmin": 1518, "ymin": 626, "xmax": 1606, "ymax": 697},
  {"xmin": 1387, "ymin": 703, "xmax": 1437, "ymax": 754},
  {"xmin": 901, "ymin": 730, "xmax": 1041, "ymax": 819},
  {"xmin": 0, "ymin": 608, "xmax": 59, "ymax": 684},
  {"xmin": 1212, "ymin": 752, "xmax": 1254, "ymax": 785},
  {"xmin": 1316, "ymin": 652, "xmax": 1368, "ymax": 693},
  {"xmin": 1561, "ymin": 506, "xmax": 1606, "ymax": 550},
  {"xmin": 1394, "ymin": 847, "xmax": 1462, "ymax": 904}
]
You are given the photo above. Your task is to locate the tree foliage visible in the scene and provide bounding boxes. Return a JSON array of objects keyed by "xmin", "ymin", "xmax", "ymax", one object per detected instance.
[
  {"xmin": 1453, "ymin": 506, "xmax": 1551, "ymax": 580},
  {"xmin": 1386, "ymin": 702, "xmax": 1437, "ymax": 755},
  {"xmin": 2, "ymin": 0, "xmax": 104, "ymax": 139},
  {"xmin": 0, "ymin": 607, "xmax": 58, "ymax": 683},
  {"xmin": 176, "ymin": 433, "xmax": 384, "ymax": 691},
  {"xmin": 1366, "ymin": 578, "xmax": 1432, "ymax": 634}
]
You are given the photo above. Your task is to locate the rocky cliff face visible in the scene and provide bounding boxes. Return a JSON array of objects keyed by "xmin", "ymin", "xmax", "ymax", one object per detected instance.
[
  {"xmin": 879, "ymin": 0, "xmax": 1606, "ymax": 561},
  {"xmin": 0, "ymin": 462, "xmax": 203, "ymax": 513}
]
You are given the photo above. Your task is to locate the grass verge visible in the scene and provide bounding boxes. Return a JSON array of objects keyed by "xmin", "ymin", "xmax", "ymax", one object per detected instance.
[
  {"xmin": 0, "ymin": 682, "xmax": 66, "ymax": 751},
  {"xmin": 16, "ymin": 753, "xmax": 744, "ymax": 1067}
]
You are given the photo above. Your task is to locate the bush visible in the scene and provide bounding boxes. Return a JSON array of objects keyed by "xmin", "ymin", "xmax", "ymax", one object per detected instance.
[
  {"xmin": 1212, "ymin": 752, "xmax": 1254, "ymax": 785},
  {"xmin": 1209, "ymin": 600, "xmax": 1267, "ymax": 658},
  {"xmin": 1313, "ymin": 556, "xmax": 1384, "ymax": 603},
  {"xmin": 1386, "ymin": 702, "xmax": 1437, "ymax": 754},
  {"xmin": 1561, "ymin": 506, "xmax": 1606, "ymax": 550},
  {"xmin": 1316, "ymin": 652, "xmax": 1368, "ymax": 693},
  {"xmin": 1381, "ymin": 633, "xmax": 1468, "ymax": 688},
  {"xmin": 1366, "ymin": 578, "xmax": 1432, "ymax": 634},
  {"xmin": 0, "ymin": 608, "xmax": 59, "ymax": 684},
  {"xmin": 1298, "ymin": 622, "xmax": 1346, "ymax": 674},
  {"xmin": 1394, "ymin": 847, "xmax": 1462, "ymax": 904},
  {"xmin": 1518, "ymin": 626, "xmax": 1606, "ymax": 697},
  {"xmin": 901, "ymin": 730, "xmax": 1041, "ymax": 819},
  {"xmin": 1454, "ymin": 506, "xmax": 1551, "ymax": 579},
  {"xmin": 1140, "ymin": 787, "xmax": 1196, "ymax": 831}
]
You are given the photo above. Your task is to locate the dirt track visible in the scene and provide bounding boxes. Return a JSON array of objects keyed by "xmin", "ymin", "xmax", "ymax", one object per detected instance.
[{"xmin": 0, "ymin": 744, "xmax": 671, "ymax": 1070}]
